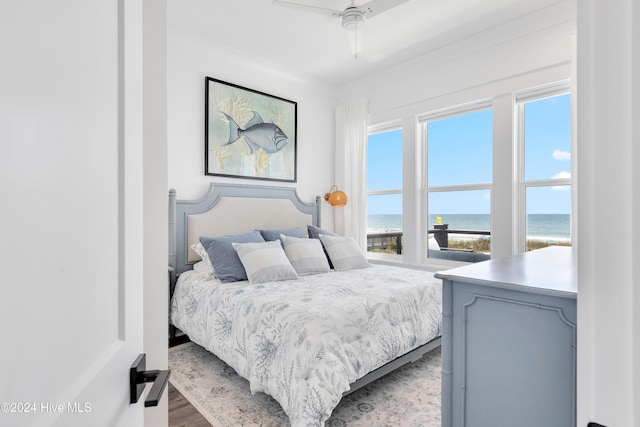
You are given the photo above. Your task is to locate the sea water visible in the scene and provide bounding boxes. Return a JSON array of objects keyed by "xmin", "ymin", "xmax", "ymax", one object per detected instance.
[{"xmin": 367, "ymin": 214, "xmax": 571, "ymax": 241}]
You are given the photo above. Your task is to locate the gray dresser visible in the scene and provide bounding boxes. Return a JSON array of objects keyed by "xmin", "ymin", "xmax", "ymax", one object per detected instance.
[{"xmin": 435, "ymin": 246, "xmax": 577, "ymax": 427}]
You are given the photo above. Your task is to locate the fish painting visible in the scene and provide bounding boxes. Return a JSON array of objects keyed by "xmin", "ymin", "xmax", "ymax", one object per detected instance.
[{"xmin": 220, "ymin": 111, "xmax": 289, "ymax": 154}]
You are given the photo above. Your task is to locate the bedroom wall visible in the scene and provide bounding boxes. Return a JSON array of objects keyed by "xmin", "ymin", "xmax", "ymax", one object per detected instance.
[
  {"xmin": 336, "ymin": 2, "xmax": 575, "ymax": 266},
  {"xmin": 576, "ymin": 0, "xmax": 639, "ymax": 424},
  {"xmin": 167, "ymin": 30, "xmax": 338, "ymax": 230}
]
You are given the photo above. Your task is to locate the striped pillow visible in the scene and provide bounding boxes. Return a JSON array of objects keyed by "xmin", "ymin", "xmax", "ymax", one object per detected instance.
[
  {"xmin": 318, "ymin": 234, "xmax": 371, "ymax": 271},
  {"xmin": 280, "ymin": 234, "xmax": 330, "ymax": 276},
  {"xmin": 200, "ymin": 230, "xmax": 265, "ymax": 283},
  {"xmin": 232, "ymin": 240, "xmax": 299, "ymax": 284}
]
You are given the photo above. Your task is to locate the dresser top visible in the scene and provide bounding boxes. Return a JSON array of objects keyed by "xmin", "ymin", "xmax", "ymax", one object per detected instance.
[{"xmin": 435, "ymin": 246, "xmax": 577, "ymax": 298}]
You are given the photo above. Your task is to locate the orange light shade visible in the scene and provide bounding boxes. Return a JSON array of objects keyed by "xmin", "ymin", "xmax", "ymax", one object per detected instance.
[{"xmin": 324, "ymin": 186, "xmax": 348, "ymax": 207}]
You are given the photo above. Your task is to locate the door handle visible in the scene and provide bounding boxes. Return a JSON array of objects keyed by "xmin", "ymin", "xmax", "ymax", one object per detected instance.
[{"xmin": 130, "ymin": 353, "xmax": 171, "ymax": 407}]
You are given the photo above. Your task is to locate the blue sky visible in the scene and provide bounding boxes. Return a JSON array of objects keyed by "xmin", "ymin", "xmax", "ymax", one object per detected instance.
[{"xmin": 367, "ymin": 94, "xmax": 571, "ymax": 215}]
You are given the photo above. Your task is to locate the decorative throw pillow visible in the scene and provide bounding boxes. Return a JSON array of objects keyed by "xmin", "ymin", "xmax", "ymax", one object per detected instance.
[
  {"xmin": 307, "ymin": 224, "xmax": 338, "ymax": 239},
  {"xmin": 192, "ymin": 260, "xmax": 217, "ymax": 279},
  {"xmin": 280, "ymin": 234, "xmax": 330, "ymax": 276},
  {"xmin": 200, "ymin": 230, "xmax": 265, "ymax": 283},
  {"xmin": 190, "ymin": 242, "xmax": 214, "ymax": 275},
  {"xmin": 318, "ymin": 234, "xmax": 371, "ymax": 271},
  {"xmin": 307, "ymin": 224, "xmax": 339, "ymax": 269},
  {"xmin": 258, "ymin": 227, "xmax": 307, "ymax": 242},
  {"xmin": 232, "ymin": 240, "xmax": 299, "ymax": 284}
]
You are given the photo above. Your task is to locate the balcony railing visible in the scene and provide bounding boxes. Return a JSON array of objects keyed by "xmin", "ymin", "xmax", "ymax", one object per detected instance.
[
  {"xmin": 367, "ymin": 232, "xmax": 403, "ymax": 254},
  {"xmin": 367, "ymin": 223, "xmax": 491, "ymax": 255},
  {"xmin": 430, "ymin": 223, "xmax": 491, "ymax": 250}
]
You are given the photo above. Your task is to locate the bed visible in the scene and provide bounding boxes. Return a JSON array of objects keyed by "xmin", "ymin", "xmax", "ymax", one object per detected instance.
[{"xmin": 168, "ymin": 183, "xmax": 442, "ymax": 427}]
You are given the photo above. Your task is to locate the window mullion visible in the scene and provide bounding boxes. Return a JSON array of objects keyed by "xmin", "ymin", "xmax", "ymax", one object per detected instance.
[
  {"xmin": 367, "ymin": 189, "xmax": 402, "ymax": 196},
  {"xmin": 426, "ymin": 183, "xmax": 492, "ymax": 193},
  {"xmin": 523, "ymin": 179, "xmax": 572, "ymax": 188}
]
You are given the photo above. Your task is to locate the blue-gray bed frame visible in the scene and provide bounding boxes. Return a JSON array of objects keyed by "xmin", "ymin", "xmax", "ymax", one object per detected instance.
[{"xmin": 167, "ymin": 182, "xmax": 440, "ymax": 396}]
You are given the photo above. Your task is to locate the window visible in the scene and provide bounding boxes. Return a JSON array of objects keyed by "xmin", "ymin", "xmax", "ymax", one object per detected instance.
[
  {"xmin": 366, "ymin": 127, "xmax": 402, "ymax": 255},
  {"xmin": 421, "ymin": 104, "xmax": 493, "ymax": 262},
  {"xmin": 516, "ymin": 86, "xmax": 572, "ymax": 251},
  {"xmin": 363, "ymin": 81, "xmax": 573, "ymax": 267}
]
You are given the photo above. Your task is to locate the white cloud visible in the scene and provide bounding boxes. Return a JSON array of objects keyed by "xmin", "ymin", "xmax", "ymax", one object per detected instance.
[
  {"xmin": 552, "ymin": 149, "xmax": 571, "ymax": 160},
  {"xmin": 552, "ymin": 171, "xmax": 571, "ymax": 191},
  {"xmin": 552, "ymin": 171, "xmax": 571, "ymax": 179}
]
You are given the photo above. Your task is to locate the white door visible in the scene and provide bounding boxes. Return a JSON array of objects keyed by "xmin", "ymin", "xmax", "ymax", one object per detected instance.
[{"xmin": 0, "ymin": 1, "xmax": 164, "ymax": 426}]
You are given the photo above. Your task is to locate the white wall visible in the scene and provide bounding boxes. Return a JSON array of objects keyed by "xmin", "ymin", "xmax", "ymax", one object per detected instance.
[
  {"xmin": 577, "ymin": 0, "xmax": 639, "ymax": 425},
  {"xmin": 143, "ymin": 0, "xmax": 169, "ymax": 425},
  {"xmin": 338, "ymin": 2, "xmax": 575, "ymax": 118},
  {"xmin": 338, "ymin": 3, "xmax": 575, "ymax": 266},
  {"xmin": 167, "ymin": 30, "xmax": 338, "ymax": 229}
]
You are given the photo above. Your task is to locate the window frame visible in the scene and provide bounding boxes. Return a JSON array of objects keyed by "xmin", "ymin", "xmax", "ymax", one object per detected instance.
[
  {"xmin": 366, "ymin": 123, "xmax": 404, "ymax": 257},
  {"xmin": 514, "ymin": 82, "xmax": 572, "ymax": 252},
  {"xmin": 367, "ymin": 123, "xmax": 403, "ymax": 198},
  {"xmin": 419, "ymin": 100, "xmax": 493, "ymax": 263}
]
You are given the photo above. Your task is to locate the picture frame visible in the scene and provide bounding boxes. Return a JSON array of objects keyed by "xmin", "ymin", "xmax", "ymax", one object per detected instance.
[{"xmin": 205, "ymin": 77, "xmax": 297, "ymax": 182}]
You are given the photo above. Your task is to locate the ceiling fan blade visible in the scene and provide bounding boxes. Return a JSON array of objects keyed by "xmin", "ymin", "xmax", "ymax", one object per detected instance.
[
  {"xmin": 272, "ymin": 0, "xmax": 343, "ymax": 17},
  {"xmin": 358, "ymin": 0, "xmax": 409, "ymax": 18}
]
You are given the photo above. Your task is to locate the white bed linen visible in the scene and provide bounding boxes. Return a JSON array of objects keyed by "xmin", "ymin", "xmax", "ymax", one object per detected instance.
[{"xmin": 170, "ymin": 264, "xmax": 442, "ymax": 427}]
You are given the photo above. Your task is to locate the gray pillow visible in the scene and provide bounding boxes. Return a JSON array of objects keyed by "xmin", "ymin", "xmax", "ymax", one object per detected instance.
[
  {"xmin": 318, "ymin": 234, "xmax": 371, "ymax": 271},
  {"xmin": 200, "ymin": 230, "xmax": 265, "ymax": 283},
  {"xmin": 232, "ymin": 240, "xmax": 299, "ymax": 284},
  {"xmin": 280, "ymin": 234, "xmax": 330, "ymax": 276},
  {"xmin": 307, "ymin": 224, "xmax": 338, "ymax": 239},
  {"xmin": 259, "ymin": 227, "xmax": 307, "ymax": 241},
  {"xmin": 307, "ymin": 224, "xmax": 339, "ymax": 269}
]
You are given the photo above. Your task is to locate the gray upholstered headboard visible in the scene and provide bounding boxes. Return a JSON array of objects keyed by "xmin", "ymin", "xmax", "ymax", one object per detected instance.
[{"xmin": 168, "ymin": 183, "xmax": 321, "ymax": 277}]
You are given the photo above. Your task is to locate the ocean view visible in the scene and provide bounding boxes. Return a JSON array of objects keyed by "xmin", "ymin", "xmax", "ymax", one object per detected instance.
[{"xmin": 367, "ymin": 213, "xmax": 571, "ymax": 241}]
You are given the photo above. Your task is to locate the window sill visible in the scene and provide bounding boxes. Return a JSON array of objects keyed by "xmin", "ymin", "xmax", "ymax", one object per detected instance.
[{"xmin": 366, "ymin": 251, "xmax": 472, "ymax": 272}]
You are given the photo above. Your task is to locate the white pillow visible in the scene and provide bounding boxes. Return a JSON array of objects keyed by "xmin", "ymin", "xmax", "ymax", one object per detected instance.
[
  {"xmin": 280, "ymin": 234, "xmax": 330, "ymax": 276},
  {"xmin": 318, "ymin": 234, "xmax": 371, "ymax": 271},
  {"xmin": 191, "ymin": 242, "xmax": 215, "ymax": 276},
  {"xmin": 232, "ymin": 240, "xmax": 299, "ymax": 284},
  {"xmin": 192, "ymin": 260, "xmax": 216, "ymax": 278}
]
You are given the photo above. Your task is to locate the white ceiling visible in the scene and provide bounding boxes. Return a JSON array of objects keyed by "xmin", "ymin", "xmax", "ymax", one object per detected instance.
[{"xmin": 170, "ymin": 0, "xmax": 574, "ymax": 87}]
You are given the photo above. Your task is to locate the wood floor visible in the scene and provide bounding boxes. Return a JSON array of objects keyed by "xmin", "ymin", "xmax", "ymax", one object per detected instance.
[{"xmin": 169, "ymin": 383, "xmax": 211, "ymax": 427}]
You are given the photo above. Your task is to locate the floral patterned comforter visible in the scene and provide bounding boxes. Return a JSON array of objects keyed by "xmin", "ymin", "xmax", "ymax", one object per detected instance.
[{"xmin": 170, "ymin": 265, "xmax": 442, "ymax": 427}]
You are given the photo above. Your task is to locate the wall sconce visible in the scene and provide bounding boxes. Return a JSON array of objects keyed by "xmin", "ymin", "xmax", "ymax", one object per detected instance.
[{"xmin": 324, "ymin": 186, "xmax": 348, "ymax": 207}]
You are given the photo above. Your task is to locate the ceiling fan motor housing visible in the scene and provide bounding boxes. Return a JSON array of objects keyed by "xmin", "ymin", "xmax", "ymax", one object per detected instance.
[{"xmin": 342, "ymin": 7, "xmax": 364, "ymax": 31}]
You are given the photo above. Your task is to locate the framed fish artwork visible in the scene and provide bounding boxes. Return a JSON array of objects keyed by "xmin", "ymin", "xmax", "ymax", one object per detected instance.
[{"xmin": 205, "ymin": 77, "xmax": 297, "ymax": 182}]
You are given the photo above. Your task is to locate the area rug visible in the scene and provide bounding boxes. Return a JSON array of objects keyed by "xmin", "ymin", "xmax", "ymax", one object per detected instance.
[{"xmin": 168, "ymin": 341, "xmax": 441, "ymax": 427}]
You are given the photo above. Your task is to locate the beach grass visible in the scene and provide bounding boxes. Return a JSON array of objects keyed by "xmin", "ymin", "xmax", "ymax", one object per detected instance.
[
  {"xmin": 448, "ymin": 238, "xmax": 490, "ymax": 252},
  {"xmin": 525, "ymin": 239, "xmax": 571, "ymax": 251},
  {"xmin": 369, "ymin": 240, "xmax": 399, "ymax": 254},
  {"xmin": 448, "ymin": 237, "xmax": 571, "ymax": 252},
  {"xmin": 367, "ymin": 234, "xmax": 571, "ymax": 255}
]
